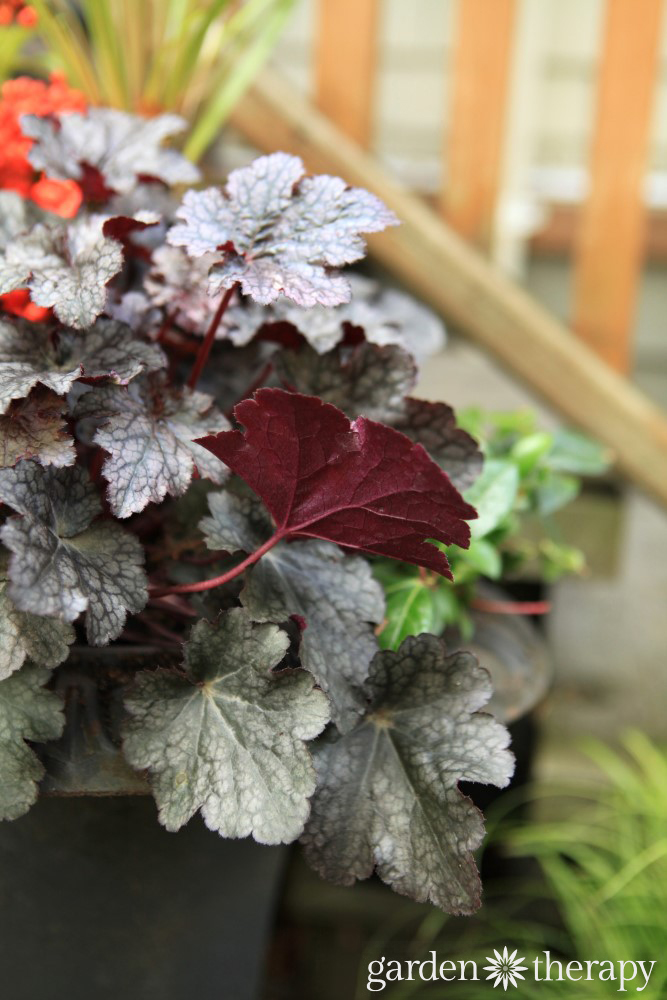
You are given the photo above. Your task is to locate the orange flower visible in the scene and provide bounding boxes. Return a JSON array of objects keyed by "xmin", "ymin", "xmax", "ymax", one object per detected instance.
[
  {"xmin": 0, "ymin": 289, "xmax": 50, "ymax": 322},
  {"xmin": 0, "ymin": 73, "xmax": 86, "ymax": 217},
  {"xmin": 0, "ymin": 73, "xmax": 86, "ymax": 319},
  {"xmin": 0, "ymin": 1, "xmax": 37, "ymax": 26}
]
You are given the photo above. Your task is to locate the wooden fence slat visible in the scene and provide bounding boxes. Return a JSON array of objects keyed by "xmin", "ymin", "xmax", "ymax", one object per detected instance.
[
  {"xmin": 315, "ymin": 0, "xmax": 379, "ymax": 147},
  {"xmin": 573, "ymin": 0, "xmax": 664, "ymax": 373},
  {"xmin": 442, "ymin": 0, "xmax": 517, "ymax": 247},
  {"xmin": 231, "ymin": 69, "xmax": 667, "ymax": 508}
]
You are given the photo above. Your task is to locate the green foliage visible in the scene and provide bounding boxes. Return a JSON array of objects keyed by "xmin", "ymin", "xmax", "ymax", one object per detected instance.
[
  {"xmin": 21, "ymin": 0, "xmax": 296, "ymax": 160},
  {"xmin": 376, "ymin": 408, "xmax": 610, "ymax": 649},
  {"xmin": 504, "ymin": 731, "xmax": 667, "ymax": 996}
]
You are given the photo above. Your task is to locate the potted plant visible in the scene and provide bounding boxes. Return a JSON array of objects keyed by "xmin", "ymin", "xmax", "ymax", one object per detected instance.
[{"xmin": 0, "ymin": 82, "xmax": 521, "ymax": 997}]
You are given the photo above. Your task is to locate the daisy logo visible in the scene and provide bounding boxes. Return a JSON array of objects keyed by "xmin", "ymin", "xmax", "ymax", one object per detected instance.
[{"xmin": 484, "ymin": 947, "xmax": 529, "ymax": 990}]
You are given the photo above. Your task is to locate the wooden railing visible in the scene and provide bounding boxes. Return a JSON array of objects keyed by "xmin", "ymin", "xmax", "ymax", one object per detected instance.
[
  {"xmin": 231, "ymin": 0, "xmax": 667, "ymax": 507},
  {"xmin": 313, "ymin": 0, "xmax": 666, "ymax": 376}
]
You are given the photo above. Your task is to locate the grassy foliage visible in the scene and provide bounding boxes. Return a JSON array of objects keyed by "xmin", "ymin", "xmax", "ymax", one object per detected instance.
[
  {"xmin": 354, "ymin": 732, "xmax": 667, "ymax": 997},
  {"xmin": 16, "ymin": 0, "xmax": 296, "ymax": 159}
]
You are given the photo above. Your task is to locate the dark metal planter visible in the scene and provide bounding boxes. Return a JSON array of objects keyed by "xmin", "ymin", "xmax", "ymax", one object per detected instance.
[{"xmin": 0, "ymin": 647, "xmax": 288, "ymax": 1000}]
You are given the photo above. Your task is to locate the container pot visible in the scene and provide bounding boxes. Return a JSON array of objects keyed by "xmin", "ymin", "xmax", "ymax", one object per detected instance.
[{"xmin": 0, "ymin": 647, "xmax": 287, "ymax": 1000}]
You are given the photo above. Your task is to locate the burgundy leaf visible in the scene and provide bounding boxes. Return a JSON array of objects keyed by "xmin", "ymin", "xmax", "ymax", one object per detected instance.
[{"xmin": 197, "ymin": 389, "xmax": 476, "ymax": 578}]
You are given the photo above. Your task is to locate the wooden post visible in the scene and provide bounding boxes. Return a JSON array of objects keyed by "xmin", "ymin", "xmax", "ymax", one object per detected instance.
[
  {"xmin": 573, "ymin": 0, "xmax": 664, "ymax": 373},
  {"xmin": 230, "ymin": 69, "xmax": 667, "ymax": 508},
  {"xmin": 442, "ymin": 0, "xmax": 517, "ymax": 248},
  {"xmin": 315, "ymin": 0, "xmax": 379, "ymax": 147}
]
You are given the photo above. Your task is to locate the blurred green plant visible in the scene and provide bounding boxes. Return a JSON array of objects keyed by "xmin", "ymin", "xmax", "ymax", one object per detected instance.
[
  {"xmin": 375, "ymin": 409, "xmax": 611, "ymax": 646},
  {"xmin": 14, "ymin": 0, "xmax": 295, "ymax": 160},
  {"xmin": 355, "ymin": 731, "xmax": 667, "ymax": 998},
  {"xmin": 0, "ymin": 21, "xmax": 34, "ymax": 81}
]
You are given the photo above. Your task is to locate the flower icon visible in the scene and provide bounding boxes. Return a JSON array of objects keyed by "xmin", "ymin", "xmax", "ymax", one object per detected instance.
[{"xmin": 483, "ymin": 947, "xmax": 528, "ymax": 990}]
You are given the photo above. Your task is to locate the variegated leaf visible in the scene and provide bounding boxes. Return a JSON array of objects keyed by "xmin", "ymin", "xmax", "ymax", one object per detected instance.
[
  {"xmin": 168, "ymin": 153, "xmax": 398, "ymax": 307},
  {"xmin": 0, "ymin": 462, "xmax": 147, "ymax": 644}
]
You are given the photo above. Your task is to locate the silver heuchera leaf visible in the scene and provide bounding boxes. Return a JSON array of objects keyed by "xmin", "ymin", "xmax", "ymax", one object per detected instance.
[
  {"xmin": 0, "ymin": 216, "xmax": 124, "ymax": 328},
  {"xmin": 0, "ymin": 663, "xmax": 65, "ymax": 820},
  {"xmin": 301, "ymin": 635, "xmax": 514, "ymax": 914},
  {"xmin": 392, "ymin": 398, "xmax": 483, "ymax": 491},
  {"xmin": 78, "ymin": 376, "xmax": 229, "ymax": 518},
  {"xmin": 0, "ymin": 568, "xmax": 74, "ymax": 680},
  {"xmin": 0, "ymin": 388, "xmax": 75, "ymax": 468},
  {"xmin": 199, "ymin": 487, "xmax": 266, "ymax": 555},
  {"xmin": 144, "ymin": 245, "xmax": 226, "ymax": 335},
  {"xmin": 168, "ymin": 153, "xmax": 399, "ymax": 307},
  {"xmin": 0, "ymin": 317, "xmax": 166, "ymax": 413},
  {"xmin": 342, "ymin": 274, "xmax": 446, "ymax": 362},
  {"xmin": 0, "ymin": 191, "xmax": 30, "ymax": 250},
  {"xmin": 22, "ymin": 109, "xmax": 200, "ymax": 194},
  {"xmin": 245, "ymin": 543, "xmax": 384, "ymax": 733},
  {"xmin": 0, "ymin": 463, "xmax": 147, "ymax": 645},
  {"xmin": 200, "ymin": 489, "xmax": 385, "ymax": 731},
  {"xmin": 275, "ymin": 342, "xmax": 416, "ymax": 423},
  {"xmin": 122, "ymin": 609, "xmax": 330, "ymax": 842},
  {"xmin": 222, "ymin": 274, "xmax": 445, "ymax": 359}
]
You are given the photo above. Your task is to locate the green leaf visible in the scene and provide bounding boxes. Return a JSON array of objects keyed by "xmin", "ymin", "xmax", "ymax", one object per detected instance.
[
  {"xmin": 182, "ymin": 0, "xmax": 298, "ymax": 162},
  {"xmin": 377, "ymin": 567, "xmax": 464, "ymax": 651},
  {"xmin": 456, "ymin": 538, "xmax": 502, "ymax": 579},
  {"xmin": 0, "ymin": 463, "xmax": 147, "ymax": 645},
  {"xmin": 548, "ymin": 429, "xmax": 612, "ymax": 477},
  {"xmin": 534, "ymin": 469, "xmax": 580, "ymax": 516},
  {"xmin": 510, "ymin": 431, "xmax": 553, "ymax": 475},
  {"xmin": 77, "ymin": 376, "xmax": 229, "ymax": 518},
  {"xmin": 122, "ymin": 609, "xmax": 329, "ymax": 842},
  {"xmin": 201, "ymin": 489, "xmax": 385, "ymax": 731},
  {"xmin": 539, "ymin": 539, "xmax": 586, "ymax": 582},
  {"xmin": 0, "ymin": 664, "xmax": 64, "ymax": 821},
  {"xmin": 464, "ymin": 459, "xmax": 519, "ymax": 538},
  {"xmin": 381, "ymin": 578, "xmax": 434, "ymax": 649},
  {"xmin": 301, "ymin": 635, "xmax": 514, "ymax": 913}
]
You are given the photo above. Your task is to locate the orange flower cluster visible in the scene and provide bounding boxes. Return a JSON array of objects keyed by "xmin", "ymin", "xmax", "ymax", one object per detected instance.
[
  {"xmin": 0, "ymin": 73, "xmax": 87, "ymax": 319},
  {"xmin": 0, "ymin": 73, "xmax": 86, "ymax": 217},
  {"xmin": 0, "ymin": 1, "xmax": 37, "ymax": 27}
]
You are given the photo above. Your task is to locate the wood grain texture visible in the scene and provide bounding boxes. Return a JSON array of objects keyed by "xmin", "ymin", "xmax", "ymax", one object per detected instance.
[
  {"xmin": 573, "ymin": 0, "xmax": 664, "ymax": 372},
  {"xmin": 315, "ymin": 0, "xmax": 379, "ymax": 147},
  {"xmin": 230, "ymin": 69, "xmax": 667, "ymax": 508},
  {"xmin": 442, "ymin": 0, "xmax": 517, "ymax": 247}
]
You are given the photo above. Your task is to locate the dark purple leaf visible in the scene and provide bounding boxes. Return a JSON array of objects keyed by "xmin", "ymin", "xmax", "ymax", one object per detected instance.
[{"xmin": 197, "ymin": 389, "xmax": 476, "ymax": 577}]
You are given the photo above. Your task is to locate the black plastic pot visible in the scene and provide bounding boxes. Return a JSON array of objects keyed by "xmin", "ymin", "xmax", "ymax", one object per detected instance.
[{"xmin": 0, "ymin": 648, "xmax": 287, "ymax": 1000}]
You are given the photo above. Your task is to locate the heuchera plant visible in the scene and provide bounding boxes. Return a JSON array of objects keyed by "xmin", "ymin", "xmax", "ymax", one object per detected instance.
[{"xmin": 0, "ymin": 87, "xmax": 514, "ymax": 914}]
